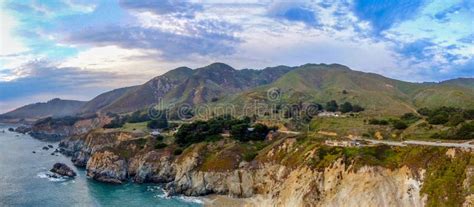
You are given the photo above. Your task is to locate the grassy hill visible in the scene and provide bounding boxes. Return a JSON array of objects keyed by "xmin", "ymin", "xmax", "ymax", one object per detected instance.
[
  {"xmin": 3, "ymin": 63, "xmax": 472, "ymax": 120},
  {"xmin": 99, "ymin": 63, "xmax": 294, "ymax": 113},
  {"xmin": 440, "ymin": 78, "xmax": 474, "ymax": 89},
  {"xmin": 228, "ymin": 64, "xmax": 474, "ymax": 115}
]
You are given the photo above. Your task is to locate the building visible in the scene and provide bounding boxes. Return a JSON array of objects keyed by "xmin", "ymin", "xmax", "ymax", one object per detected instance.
[
  {"xmin": 317, "ymin": 111, "xmax": 342, "ymax": 117},
  {"xmin": 324, "ymin": 140, "xmax": 360, "ymax": 147},
  {"xmin": 150, "ymin": 130, "xmax": 161, "ymax": 136}
]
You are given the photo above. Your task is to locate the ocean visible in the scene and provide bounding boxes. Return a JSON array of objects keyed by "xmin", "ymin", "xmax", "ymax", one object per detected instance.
[{"xmin": 0, "ymin": 124, "xmax": 202, "ymax": 207}]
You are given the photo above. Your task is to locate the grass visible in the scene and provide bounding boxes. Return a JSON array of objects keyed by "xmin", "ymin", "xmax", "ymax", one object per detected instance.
[{"xmin": 120, "ymin": 122, "xmax": 149, "ymax": 133}]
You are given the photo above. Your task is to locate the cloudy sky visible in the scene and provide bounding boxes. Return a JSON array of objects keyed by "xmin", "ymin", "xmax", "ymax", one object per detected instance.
[{"xmin": 0, "ymin": 0, "xmax": 473, "ymax": 113}]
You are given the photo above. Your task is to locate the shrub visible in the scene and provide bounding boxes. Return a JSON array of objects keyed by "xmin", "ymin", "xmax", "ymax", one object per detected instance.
[
  {"xmin": 428, "ymin": 112, "xmax": 449, "ymax": 125},
  {"xmin": 417, "ymin": 107, "xmax": 431, "ymax": 116},
  {"xmin": 352, "ymin": 104, "xmax": 365, "ymax": 112},
  {"xmin": 368, "ymin": 119, "xmax": 389, "ymax": 125},
  {"xmin": 339, "ymin": 102, "xmax": 353, "ymax": 113},
  {"xmin": 455, "ymin": 122, "xmax": 474, "ymax": 139},
  {"xmin": 243, "ymin": 152, "xmax": 257, "ymax": 162},
  {"xmin": 325, "ymin": 100, "xmax": 338, "ymax": 112},
  {"xmin": 128, "ymin": 110, "xmax": 150, "ymax": 123},
  {"xmin": 392, "ymin": 120, "xmax": 408, "ymax": 130},
  {"xmin": 173, "ymin": 148, "xmax": 183, "ymax": 155},
  {"xmin": 230, "ymin": 123, "xmax": 250, "ymax": 141},
  {"xmin": 154, "ymin": 143, "xmax": 167, "ymax": 149},
  {"xmin": 400, "ymin": 113, "xmax": 420, "ymax": 123},
  {"xmin": 147, "ymin": 118, "xmax": 168, "ymax": 129}
]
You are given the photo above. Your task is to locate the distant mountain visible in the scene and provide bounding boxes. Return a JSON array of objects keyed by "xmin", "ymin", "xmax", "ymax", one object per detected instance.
[
  {"xmin": 79, "ymin": 86, "xmax": 139, "ymax": 114},
  {"xmin": 98, "ymin": 63, "xmax": 294, "ymax": 113},
  {"xmin": 88, "ymin": 63, "xmax": 473, "ymax": 115},
  {"xmin": 3, "ymin": 63, "xmax": 473, "ymax": 120},
  {"xmin": 440, "ymin": 78, "xmax": 474, "ymax": 89},
  {"xmin": 0, "ymin": 98, "xmax": 85, "ymax": 120}
]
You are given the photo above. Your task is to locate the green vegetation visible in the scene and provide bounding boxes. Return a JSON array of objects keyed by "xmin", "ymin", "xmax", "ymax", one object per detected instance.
[
  {"xmin": 325, "ymin": 100, "xmax": 338, "ymax": 112},
  {"xmin": 147, "ymin": 116, "xmax": 168, "ymax": 129},
  {"xmin": 173, "ymin": 148, "xmax": 183, "ymax": 155},
  {"xmin": 368, "ymin": 119, "xmax": 389, "ymax": 125},
  {"xmin": 175, "ymin": 115, "xmax": 273, "ymax": 147},
  {"xmin": 154, "ymin": 143, "xmax": 167, "ymax": 149},
  {"xmin": 392, "ymin": 120, "xmax": 408, "ymax": 130},
  {"xmin": 456, "ymin": 122, "xmax": 474, "ymax": 139}
]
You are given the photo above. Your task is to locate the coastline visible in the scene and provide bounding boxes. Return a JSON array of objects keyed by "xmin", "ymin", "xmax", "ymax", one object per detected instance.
[{"xmin": 203, "ymin": 195, "xmax": 252, "ymax": 207}]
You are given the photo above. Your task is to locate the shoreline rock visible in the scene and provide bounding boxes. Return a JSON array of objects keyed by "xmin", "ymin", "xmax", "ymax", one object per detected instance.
[{"xmin": 50, "ymin": 163, "xmax": 77, "ymax": 177}]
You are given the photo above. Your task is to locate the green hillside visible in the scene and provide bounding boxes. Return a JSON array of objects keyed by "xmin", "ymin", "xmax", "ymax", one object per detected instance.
[{"xmin": 228, "ymin": 64, "xmax": 473, "ymax": 115}]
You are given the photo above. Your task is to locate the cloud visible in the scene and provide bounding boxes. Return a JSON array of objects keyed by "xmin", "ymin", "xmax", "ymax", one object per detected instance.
[
  {"xmin": 353, "ymin": 0, "xmax": 426, "ymax": 34},
  {"xmin": 0, "ymin": 6, "xmax": 28, "ymax": 56},
  {"xmin": 119, "ymin": 0, "xmax": 201, "ymax": 18},
  {"xmin": 267, "ymin": 3, "xmax": 320, "ymax": 27},
  {"xmin": 63, "ymin": 23, "xmax": 240, "ymax": 60},
  {"xmin": 0, "ymin": 60, "xmax": 124, "ymax": 102}
]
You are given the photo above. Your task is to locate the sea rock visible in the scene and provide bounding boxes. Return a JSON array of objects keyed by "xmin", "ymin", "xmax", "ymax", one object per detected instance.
[
  {"xmin": 50, "ymin": 163, "xmax": 76, "ymax": 177},
  {"xmin": 15, "ymin": 126, "xmax": 31, "ymax": 134},
  {"xmin": 8, "ymin": 128, "xmax": 14, "ymax": 132},
  {"xmin": 42, "ymin": 146, "xmax": 49, "ymax": 150},
  {"xmin": 48, "ymin": 145, "xmax": 54, "ymax": 148}
]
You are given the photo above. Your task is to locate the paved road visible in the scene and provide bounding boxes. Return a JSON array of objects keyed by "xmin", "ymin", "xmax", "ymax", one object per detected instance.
[{"xmin": 363, "ymin": 139, "xmax": 474, "ymax": 149}]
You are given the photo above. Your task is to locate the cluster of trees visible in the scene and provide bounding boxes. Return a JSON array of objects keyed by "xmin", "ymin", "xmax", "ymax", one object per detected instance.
[
  {"xmin": 103, "ymin": 110, "xmax": 169, "ymax": 129},
  {"xmin": 230, "ymin": 122, "xmax": 274, "ymax": 142},
  {"xmin": 175, "ymin": 115, "xmax": 275, "ymax": 147},
  {"xmin": 367, "ymin": 113, "xmax": 420, "ymax": 130},
  {"xmin": 325, "ymin": 100, "xmax": 364, "ymax": 113},
  {"xmin": 418, "ymin": 107, "xmax": 474, "ymax": 126}
]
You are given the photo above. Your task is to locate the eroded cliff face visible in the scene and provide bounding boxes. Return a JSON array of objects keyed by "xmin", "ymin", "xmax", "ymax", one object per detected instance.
[
  {"xmin": 30, "ymin": 116, "xmax": 110, "ymax": 141},
  {"xmin": 59, "ymin": 131, "xmax": 472, "ymax": 207}
]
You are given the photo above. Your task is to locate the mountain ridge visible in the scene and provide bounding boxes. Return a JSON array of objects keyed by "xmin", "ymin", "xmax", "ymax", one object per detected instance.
[{"xmin": 2, "ymin": 62, "xmax": 473, "ymax": 120}]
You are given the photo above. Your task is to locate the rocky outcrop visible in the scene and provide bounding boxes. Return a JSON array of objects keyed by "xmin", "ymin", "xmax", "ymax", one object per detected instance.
[
  {"xmin": 50, "ymin": 163, "xmax": 76, "ymax": 177},
  {"xmin": 86, "ymin": 151, "xmax": 127, "ymax": 184},
  {"xmin": 30, "ymin": 116, "xmax": 110, "ymax": 141},
  {"xmin": 14, "ymin": 126, "xmax": 31, "ymax": 134},
  {"xmin": 128, "ymin": 151, "xmax": 176, "ymax": 183},
  {"xmin": 59, "ymin": 130, "xmax": 472, "ymax": 206}
]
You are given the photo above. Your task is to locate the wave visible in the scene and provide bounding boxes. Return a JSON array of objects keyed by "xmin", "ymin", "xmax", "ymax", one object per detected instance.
[
  {"xmin": 37, "ymin": 171, "xmax": 68, "ymax": 182},
  {"xmin": 147, "ymin": 185, "xmax": 203, "ymax": 204}
]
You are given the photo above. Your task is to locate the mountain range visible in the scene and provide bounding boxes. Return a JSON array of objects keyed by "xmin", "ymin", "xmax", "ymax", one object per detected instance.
[{"xmin": 1, "ymin": 63, "xmax": 473, "ymax": 120}]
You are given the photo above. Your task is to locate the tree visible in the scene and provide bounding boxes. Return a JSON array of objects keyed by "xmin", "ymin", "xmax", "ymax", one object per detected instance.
[
  {"xmin": 147, "ymin": 117, "xmax": 168, "ymax": 129},
  {"xmin": 250, "ymin": 123, "xmax": 270, "ymax": 141},
  {"xmin": 325, "ymin": 100, "xmax": 338, "ymax": 112},
  {"xmin": 352, "ymin": 104, "xmax": 364, "ymax": 112},
  {"xmin": 455, "ymin": 122, "xmax": 474, "ymax": 139},
  {"xmin": 230, "ymin": 123, "xmax": 250, "ymax": 141},
  {"xmin": 392, "ymin": 120, "xmax": 408, "ymax": 130},
  {"xmin": 417, "ymin": 107, "xmax": 432, "ymax": 116},
  {"xmin": 428, "ymin": 112, "xmax": 449, "ymax": 125},
  {"xmin": 339, "ymin": 102, "xmax": 353, "ymax": 113}
]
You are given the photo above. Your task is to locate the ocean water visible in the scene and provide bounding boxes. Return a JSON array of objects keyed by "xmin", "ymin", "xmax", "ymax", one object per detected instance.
[{"xmin": 0, "ymin": 124, "xmax": 202, "ymax": 207}]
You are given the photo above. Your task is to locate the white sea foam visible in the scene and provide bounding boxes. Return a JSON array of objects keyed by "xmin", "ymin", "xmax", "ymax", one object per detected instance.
[
  {"xmin": 147, "ymin": 186, "xmax": 203, "ymax": 203},
  {"xmin": 37, "ymin": 171, "xmax": 67, "ymax": 182},
  {"xmin": 177, "ymin": 195, "xmax": 204, "ymax": 204}
]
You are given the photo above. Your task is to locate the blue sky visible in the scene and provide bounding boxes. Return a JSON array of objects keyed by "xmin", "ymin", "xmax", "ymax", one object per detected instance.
[{"xmin": 0, "ymin": 0, "xmax": 473, "ymax": 112}]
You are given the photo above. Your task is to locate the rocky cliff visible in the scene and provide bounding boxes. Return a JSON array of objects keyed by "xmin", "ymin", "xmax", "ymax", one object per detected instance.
[
  {"xmin": 59, "ymin": 130, "xmax": 473, "ymax": 206},
  {"xmin": 30, "ymin": 116, "xmax": 110, "ymax": 141}
]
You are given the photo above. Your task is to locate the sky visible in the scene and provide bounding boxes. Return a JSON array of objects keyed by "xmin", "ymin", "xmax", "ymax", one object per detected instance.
[{"xmin": 0, "ymin": 0, "xmax": 473, "ymax": 113}]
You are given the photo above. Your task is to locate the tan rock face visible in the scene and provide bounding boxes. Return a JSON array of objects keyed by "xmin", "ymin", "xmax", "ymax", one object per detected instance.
[
  {"xmin": 86, "ymin": 151, "xmax": 127, "ymax": 184},
  {"xmin": 60, "ymin": 130, "xmax": 472, "ymax": 206}
]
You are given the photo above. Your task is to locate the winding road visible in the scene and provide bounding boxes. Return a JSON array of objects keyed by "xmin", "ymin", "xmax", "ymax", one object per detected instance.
[{"xmin": 363, "ymin": 139, "xmax": 474, "ymax": 149}]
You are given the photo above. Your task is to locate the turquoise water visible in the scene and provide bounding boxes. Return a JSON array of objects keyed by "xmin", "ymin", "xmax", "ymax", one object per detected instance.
[{"xmin": 0, "ymin": 124, "xmax": 202, "ymax": 207}]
